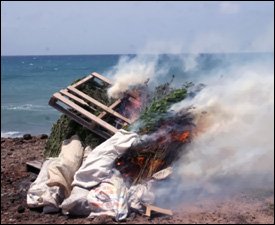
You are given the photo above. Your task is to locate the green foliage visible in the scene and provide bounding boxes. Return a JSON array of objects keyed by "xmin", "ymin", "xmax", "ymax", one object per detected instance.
[
  {"xmin": 44, "ymin": 77, "xmax": 111, "ymax": 157},
  {"xmin": 133, "ymin": 87, "xmax": 187, "ymax": 134},
  {"xmin": 44, "ymin": 114, "xmax": 105, "ymax": 157}
]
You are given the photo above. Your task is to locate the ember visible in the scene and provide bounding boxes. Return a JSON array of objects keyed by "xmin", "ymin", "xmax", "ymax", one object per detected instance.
[{"xmin": 173, "ymin": 130, "xmax": 190, "ymax": 142}]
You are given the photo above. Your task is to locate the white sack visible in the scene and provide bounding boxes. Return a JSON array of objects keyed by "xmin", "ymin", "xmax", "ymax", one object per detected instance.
[
  {"xmin": 47, "ymin": 135, "xmax": 84, "ymax": 197},
  {"xmin": 127, "ymin": 167, "xmax": 173, "ymax": 212},
  {"xmin": 27, "ymin": 158, "xmax": 63, "ymax": 213},
  {"xmin": 87, "ymin": 169, "xmax": 129, "ymax": 221},
  {"xmin": 61, "ymin": 186, "xmax": 91, "ymax": 216},
  {"xmin": 72, "ymin": 129, "xmax": 138, "ymax": 189},
  {"xmin": 127, "ymin": 180, "xmax": 155, "ymax": 212}
]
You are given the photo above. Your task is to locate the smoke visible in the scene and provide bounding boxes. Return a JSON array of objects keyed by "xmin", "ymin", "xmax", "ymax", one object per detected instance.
[
  {"xmin": 154, "ymin": 58, "xmax": 274, "ymax": 207},
  {"xmin": 106, "ymin": 42, "xmax": 202, "ymax": 98},
  {"xmin": 107, "ymin": 54, "xmax": 166, "ymax": 98},
  {"xmin": 105, "ymin": 34, "xmax": 274, "ymax": 206}
]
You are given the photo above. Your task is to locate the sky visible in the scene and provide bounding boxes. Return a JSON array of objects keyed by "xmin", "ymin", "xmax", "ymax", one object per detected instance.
[{"xmin": 1, "ymin": 1, "xmax": 274, "ymax": 55}]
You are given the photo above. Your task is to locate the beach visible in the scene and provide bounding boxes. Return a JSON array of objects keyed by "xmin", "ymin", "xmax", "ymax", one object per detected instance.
[{"xmin": 1, "ymin": 135, "xmax": 274, "ymax": 224}]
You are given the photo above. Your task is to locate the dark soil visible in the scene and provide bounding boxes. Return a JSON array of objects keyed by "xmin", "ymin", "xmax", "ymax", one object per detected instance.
[{"xmin": 1, "ymin": 136, "xmax": 274, "ymax": 224}]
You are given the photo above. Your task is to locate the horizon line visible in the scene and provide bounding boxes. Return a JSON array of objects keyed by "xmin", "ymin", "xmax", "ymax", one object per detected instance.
[{"xmin": 1, "ymin": 51, "xmax": 274, "ymax": 57}]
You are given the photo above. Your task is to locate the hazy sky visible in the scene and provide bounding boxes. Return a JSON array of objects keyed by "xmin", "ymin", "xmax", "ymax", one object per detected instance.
[{"xmin": 1, "ymin": 1, "xmax": 274, "ymax": 55}]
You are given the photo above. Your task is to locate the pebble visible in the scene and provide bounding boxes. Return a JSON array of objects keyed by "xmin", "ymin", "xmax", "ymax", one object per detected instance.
[
  {"xmin": 39, "ymin": 134, "xmax": 48, "ymax": 139},
  {"xmin": 23, "ymin": 134, "xmax": 32, "ymax": 140}
]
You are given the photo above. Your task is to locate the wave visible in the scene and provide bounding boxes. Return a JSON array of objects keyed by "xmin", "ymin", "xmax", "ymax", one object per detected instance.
[
  {"xmin": 1, "ymin": 131, "xmax": 24, "ymax": 138},
  {"xmin": 1, "ymin": 104, "xmax": 49, "ymax": 112}
]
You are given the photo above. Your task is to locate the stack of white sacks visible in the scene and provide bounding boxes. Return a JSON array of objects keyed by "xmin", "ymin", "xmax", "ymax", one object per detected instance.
[{"xmin": 27, "ymin": 130, "xmax": 171, "ymax": 221}]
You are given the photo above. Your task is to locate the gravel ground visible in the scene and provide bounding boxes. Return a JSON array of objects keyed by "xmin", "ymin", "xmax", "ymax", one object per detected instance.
[{"xmin": 1, "ymin": 136, "xmax": 274, "ymax": 224}]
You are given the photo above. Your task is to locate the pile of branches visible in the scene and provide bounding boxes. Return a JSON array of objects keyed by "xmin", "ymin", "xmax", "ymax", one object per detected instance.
[
  {"xmin": 115, "ymin": 91, "xmax": 194, "ymax": 184},
  {"xmin": 44, "ymin": 74, "xmax": 194, "ymax": 174}
]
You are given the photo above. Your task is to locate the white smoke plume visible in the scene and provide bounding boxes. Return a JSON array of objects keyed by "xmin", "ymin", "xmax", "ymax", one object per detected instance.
[
  {"xmin": 107, "ymin": 54, "xmax": 165, "ymax": 98},
  {"xmin": 154, "ymin": 59, "xmax": 274, "ymax": 207},
  {"xmin": 106, "ymin": 42, "xmax": 201, "ymax": 98}
]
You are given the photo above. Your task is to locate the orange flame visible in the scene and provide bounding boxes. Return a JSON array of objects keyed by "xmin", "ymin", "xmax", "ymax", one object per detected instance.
[
  {"xmin": 133, "ymin": 156, "xmax": 145, "ymax": 167},
  {"xmin": 173, "ymin": 131, "xmax": 190, "ymax": 142}
]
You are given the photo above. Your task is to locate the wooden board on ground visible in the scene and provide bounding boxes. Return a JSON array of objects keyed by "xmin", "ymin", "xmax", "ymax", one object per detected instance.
[
  {"xmin": 145, "ymin": 204, "xmax": 173, "ymax": 217},
  {"xmin": 26, "ymin": 160, "xmax": 43, "ymax": 173}
]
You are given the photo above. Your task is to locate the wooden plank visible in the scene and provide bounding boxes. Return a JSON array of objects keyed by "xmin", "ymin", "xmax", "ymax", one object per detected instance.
[
  {"xmin": 26, "ymin": 160, "xmax": 43, "ymax": 173},
  {"xmin": 53, "ymin": 92, "xmax": 118, "ymax": 133},
  {"xmin": 50, "ymin": 100, "xmax": 111, "ymax": 139},
  {"xmin": 60, "ymin": 89, "xmax": 97, "ymax": 112},
  {"xmin": 49, "ymin": 96, "xmax": 57, "ymax": 105},
  {"xmin": 60, "ymin": 89, "xmax": 89, "ymax": 106},
  {"xmin": 92, "ymin": 72, "xmax": 112, "ymax": 85},
  {"xmin": 90, "ymin": 99, "xmax": 122, "ymax": 129},
  {"xmin": 145, "ymin": 204, "xmax": 173, "ymax": 217},
  {"xmin": 97, "ymin": 99, "xmax": 121, "ymax": 119},
  {"xmin": 67, "ymin": 86, "xmax": 131, "ymax": 124},
  {"xmin": 71, "ymin": 74, "xmax": 94, "ymax": 88}
]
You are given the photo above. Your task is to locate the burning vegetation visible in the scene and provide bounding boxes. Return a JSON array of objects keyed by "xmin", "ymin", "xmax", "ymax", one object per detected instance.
[{"xmin": 45, "ymin": 73, "xmax": 196, "ymax": 186}]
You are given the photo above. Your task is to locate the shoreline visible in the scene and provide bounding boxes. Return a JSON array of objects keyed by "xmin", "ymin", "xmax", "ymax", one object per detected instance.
[{"xmin": 1, "ymin": 132, "xmax": 50, "ymax": 139}]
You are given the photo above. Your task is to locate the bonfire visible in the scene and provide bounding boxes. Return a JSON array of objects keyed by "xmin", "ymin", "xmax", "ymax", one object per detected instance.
[{"xmin": 30, "ymin": 72, "xmax": 198, "ymax": 220}]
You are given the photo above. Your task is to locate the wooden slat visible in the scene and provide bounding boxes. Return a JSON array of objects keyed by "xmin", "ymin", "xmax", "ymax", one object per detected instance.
[
  {"xmin": 60, "ymin": 89, "xmax": 89, "ymax": 106},
  {"xmin": 90, "ymin": 99, "xmax": 122, "ymax": 129},
  {"xmin": 53, "ymin": 92, "xmax": 118, "ymax": 133},
  {"xmin": 50, "ymin": 100, "xmax": 111, "ymax": 139},
  {"xmin": 92, "ymin": 72, "xmax": 112, "ymax": 85},
  {"xmin": 145, "ymin": 204, "xmax": 173, "ymax": 217},
  {"xmin": 71, "ymin": 75, "xmax": 94, "ymax": 88},
  {"xmin": 97, "ymin": 99, "xmax": 121, "ymax": 119},
  {"xmin": 67, "ymin": 86, "xmax": 131, "ymax": 124},
  {"xmin": 26, "ymin": 160, "xmax": 43, "ymax": 173}
]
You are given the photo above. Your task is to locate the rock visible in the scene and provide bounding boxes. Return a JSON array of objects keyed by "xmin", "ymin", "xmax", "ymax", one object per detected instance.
[
  {"xmin": 23, "ymin": 134, "xmax": 32, "ymax": 140},
  {"xmin": 1, "ymin": 139, "xmax": 5, "ymax": 143},
  {"xmin": 17, "ymin": 205, "xmax": 25, "ymax": 213},
  {"xmin": 39, "ymin": 134, "xmax": 48, "ymax": 139}
]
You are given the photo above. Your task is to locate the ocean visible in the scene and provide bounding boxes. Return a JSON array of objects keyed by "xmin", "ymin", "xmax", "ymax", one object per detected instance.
[
  {"xmin": 1, "ymin": 53, "xmax": 273, "ymax": 137},
  {"xmin": 1, "ymin": 55, "xmax": 121, "ymax": 137}
]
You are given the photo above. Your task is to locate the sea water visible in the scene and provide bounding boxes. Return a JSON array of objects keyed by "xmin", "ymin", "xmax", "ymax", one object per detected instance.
[
  {"xmin": 1, "ymin": 53, "xmax": 273, "ymax": 137},
  {"xmin": 1, "ymin": 55, "xmax": 121, "ymax": 137}
]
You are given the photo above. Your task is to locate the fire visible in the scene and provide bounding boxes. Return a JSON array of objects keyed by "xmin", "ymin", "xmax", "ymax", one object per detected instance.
[
  {"xmin": 173, "ymin": 131, "xmax": 190, "ymax": 142},
  {"xmin": 133, "ymin": 156, "xmax": 145, "ymax": 167}
]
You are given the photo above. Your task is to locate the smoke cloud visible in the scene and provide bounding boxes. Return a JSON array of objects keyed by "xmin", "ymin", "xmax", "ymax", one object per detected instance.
[
  {"xmin": 107, "ymin": 55, "xmax": 166, "ymax": 98},
  {"xmin": 105, "ymin": 30, "xmax": 274, "ymax": 205},
  {"xmin": 154, "ymin": 58, "xmax": 274, "ymax": 207}
]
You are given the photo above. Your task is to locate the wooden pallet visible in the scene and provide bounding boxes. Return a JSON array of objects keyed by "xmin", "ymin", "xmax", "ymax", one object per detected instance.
[{"xmin": 49, "ymin": 72, "xmax": 137, "ymax": 139}]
